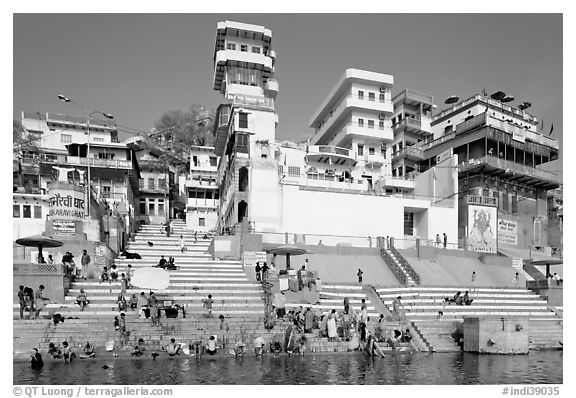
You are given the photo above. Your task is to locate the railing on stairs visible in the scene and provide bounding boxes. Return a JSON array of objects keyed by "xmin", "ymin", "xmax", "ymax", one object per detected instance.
[
  {"xmin": 379, "ymin": 248, "xmax": 409, "ymax": 285},
  {"xmin": 389, "ymin": 246, "xmax": 421, "ymax": 285}
]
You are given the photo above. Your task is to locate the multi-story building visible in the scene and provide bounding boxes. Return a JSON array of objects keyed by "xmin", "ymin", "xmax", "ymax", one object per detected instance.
[
  {"xmin": 418, "ymin": 94, "xmax": 561, "ymax": 253},
  {"xmin": 547, "ymin": 186, "xmax": 563, "ymax": 255},
  {"xmin": 308, "ymin": 69, "xmax": 394, "ymax": 192},
  {"xmin": 211, "ymin": 21, "xmax": 458, "ymax": 245},
  {"xmin": 179, "ymin": 146, "xmax": 220, "ymax": 231},
  {"xmin": 17, "ymin": 112, "xmax": 141, "ymax": 239},
  {"xmin": 390, "ymin": 89, "xmax": 434, "ymax": 182},
  {"xmin": 212, "ymin": 20, "xmax": 279, "ymax": 233}
]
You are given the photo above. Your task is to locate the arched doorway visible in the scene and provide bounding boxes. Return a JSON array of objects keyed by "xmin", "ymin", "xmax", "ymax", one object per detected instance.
[{"xmin": 238, "ymin": 200, "xmax": 248, "ymax": 223}]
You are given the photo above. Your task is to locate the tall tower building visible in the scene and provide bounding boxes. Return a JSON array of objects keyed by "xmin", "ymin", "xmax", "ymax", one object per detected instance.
[{"xmin": 211, "ymin": 21, "xmax": 280, "ymax": 233}]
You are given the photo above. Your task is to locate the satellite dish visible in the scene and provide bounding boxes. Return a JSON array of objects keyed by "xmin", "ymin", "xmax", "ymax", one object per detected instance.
[
  {"xmin": 444, "ymin": 95, "xmax": 459, "ymax": 104},
  {"xmin": 501, "ymin": 95, "xmax": 514, "ymax": 103},
  {"xmin": 490, "ymin": 91, "xmax": 506, "ymax": 101}
]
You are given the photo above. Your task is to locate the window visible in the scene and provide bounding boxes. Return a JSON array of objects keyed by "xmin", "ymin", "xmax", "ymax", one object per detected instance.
[
  {"xmin": 379, "ymin": 93, "xmax": 386, "ymax": 102},
  {"xmin": 251, "ymin": 46, "xmax": 261, "ymax": 54},
  {"xmin": 139, "ymin": 200, "xmax": 146, "ymax": 215},
  {"xmin": 23, "ymin": 205, "xmax": 31, "ymax": 218},
  {"xmin": 511, "ymin": 195, "xmax": 518, "ymax": 215},
  {"xmin": 148, "ymin": 178, "xmax": 155, "ymax": 190},
  {"xmin": 61, "ymin": 134, "xmax": 72, "ymax": 143},
  {"xmin": 358, "ymin": 118, "xmax": 364, "ymax": 127},
  {"xmin": 239, "ymin": 113, "xmax": 248, "ymax": 129},
  {"xmin": 404, "ymin": 211, "xmax": 414, "ymax": 236},
  {"xmin": 226, "ymin": 42, "xmax": 236, "ymax": 50},
  {"xmin": 369, "ymin": 147, "xmax": 375, "ymax": 155},
  {"xmin": 34, "ymin": 205, "xmax": 42, "ymax": 218},
  {"xmin": 288, "ymin": 166, "xmax": 300, "ymax": 177},
  {"xmin": 158, "ymin": 179, "xmax": 166, "ymax": 189},
  {"xmin": 199, "ymin": 218, "xmax": 206, "ymax": 227},
  {"xmin": 158, "ymin": 202, "xmax": 164, "ymax": 215},
  {"xmin": 368, "ymin": 92, "xmax": 375, "ymax": 102},
  {"xmin": 381, "ymin": 145, "xmax": 387, "ymax": 158},
  {"xmin": 357, "ymin": 145, "xmax": 364, "ymax": 156},
  {"xmin": 502, "ymin": 193, "xmax": 509, "ymax": 212},
  {"xmin": 209, "ymin": 157, "xmax": 217, "ymax": 167},
  {"xmin": 379, "ymin": 121, "xmax": 385, "ymax": 130},
  {"xmin": 236, "ymin": 133, "xmax": 249, "ymax": 153},
  {"xmin": 240, "ymin": 44, "xmax": 248, "ymax": 52},
  {"xmin": 206, "ymin": 191, "xmax": 213, "ymax": 199},
  {"xmin": 148, "ymin": 202, "xmax": 155, "ymax": 215},
  {"xmin": 214, "ymin": 191, "xmax": 220, "ymax": 200},
  {"xmin": 93, "ymin": 137, "xmax": 104, "ymax": 143},
  {"xmin": 358, "ymin": 90, "xmax": 364, "ymax": 100},
  {"xmin": 13, "ymin": 204, "xmax": 20, "ymax": 218},
  {"xmin": 368, "ymin": 120, "xmax": 375, "ymax": 129}
]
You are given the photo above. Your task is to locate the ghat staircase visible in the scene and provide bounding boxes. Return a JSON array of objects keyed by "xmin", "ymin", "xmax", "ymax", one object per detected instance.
[{"xmin": 375, "ymin": 286, "xmax": 563, "ymax": 352}]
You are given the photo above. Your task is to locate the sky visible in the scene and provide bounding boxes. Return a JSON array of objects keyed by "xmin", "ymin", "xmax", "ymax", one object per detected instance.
[{"xmin": 13, "ymin": 13, "xmax": 563, "ymax": 174}]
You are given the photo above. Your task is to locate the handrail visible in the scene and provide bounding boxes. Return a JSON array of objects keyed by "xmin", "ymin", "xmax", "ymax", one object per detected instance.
[
  {"xmin": 389, "ymin": 246, "xmax": 421, "ymax": 285},
  {"xmin": 380, "ymin": 248, "xmax": 408, "ymax": 285}
]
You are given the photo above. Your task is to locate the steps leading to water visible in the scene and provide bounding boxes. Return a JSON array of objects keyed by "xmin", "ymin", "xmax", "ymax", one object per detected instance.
[{"xmin": 373, "ymin": 286, "xmax": 562, "ymax": 352}]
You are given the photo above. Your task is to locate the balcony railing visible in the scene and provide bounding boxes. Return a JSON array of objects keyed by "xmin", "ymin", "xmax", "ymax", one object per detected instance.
[
  {"xmin": 66, "ymin": 156, "xmax": 132, "ymax": 169},
  {"xmin": 313, "ymin": 94, "xmax": 393, "ymax": 140},
  {"xmin": 232, "ymin": 93, "xmax": 274, "ymax": 110},
  {"xmin": 307, "ymin": 145, "xmax": 356, "ymax": 160},
  {"xmin": 393, "ymin": 146, "xmax": 424, "ymax": 160},
  {"xmin": 459, "ymin": 155, "xmax": 561, "ymax": 184}
]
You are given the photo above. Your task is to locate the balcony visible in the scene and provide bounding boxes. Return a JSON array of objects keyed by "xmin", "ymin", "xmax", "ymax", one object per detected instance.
[
  {"xmin": 393, "ymin": 115, "xmax": 432, "ymax": 135},
  {"xmin": 310, "ymin": 95, "xmax": 393, "ymax": 144},
  {"xmin": 458, "ymin": 155, "xmax": 561, "ymax": 189},
  {"xmin": 213, "ymin": 50, "xmax": 273, "ymax": 91},
  {"xmin": 363, "ymin": 153, "xmax": 386, "ymax": 167},
  {"xmin": 187, "ymin": 198, "xmax": 220, "ymax": 209},
  {"xmin": 377, "ymin": 175, "xmax": 415, "ymax": 190},
  {"xmin": 138, "ymin": 159, "xmax": 169, "ymax": 171},
  {"xmin": 305, "ymin": 145, "xmax": 357, "ymax": 167},
  {"xmin": 185, "ymin": 178, "xmax": 219, "ymax": 188},
  {"xmin": 66, "ymin": 156, "xmax": 132, "ymax": 169},
  {"xmin": 232, "ymin": 93, "xmax": 275, "ymax": 110},
  {"xmin": 393, "ymin": 146, "xmax": 424, "ymax": 161},
  {"xmin": 330, "ymin": 122, "xmax": 393, "ymax": 146},
  {"xmin": 282, "ymin": 172, "xmax": 369, "ymax": 192}
]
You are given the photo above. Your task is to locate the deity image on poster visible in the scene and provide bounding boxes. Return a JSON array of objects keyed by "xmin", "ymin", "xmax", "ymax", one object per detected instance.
[{"xmin": 468, "ymin": 205, "xmax": 497, "ymax": 253}]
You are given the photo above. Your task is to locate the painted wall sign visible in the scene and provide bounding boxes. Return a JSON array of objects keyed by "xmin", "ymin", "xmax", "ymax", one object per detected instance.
[
  {"xmin": 467, "ymin": 205, "xmax": 497, "ymax": 253},
  {"xmin": 48, "ymin": 188, "xmax": 85, "ymax": 220},
  {"xmin": 498, "ymin": 218, "xmax": 518, "ymax": 246}
]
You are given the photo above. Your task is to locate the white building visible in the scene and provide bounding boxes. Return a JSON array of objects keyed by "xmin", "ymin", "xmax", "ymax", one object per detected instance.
[
  {"xmin": 211, "ymin": 21, "xmax": 459, "ymax": 247},
  {"xmin": 179, "ymin": 146, "xmax": 220, "ymax": 232}
]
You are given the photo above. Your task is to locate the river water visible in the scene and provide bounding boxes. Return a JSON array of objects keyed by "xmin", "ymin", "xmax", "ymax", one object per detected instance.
[{"xmin": 14, "ymin": 351, "xmax": 562, "ymax": 385}]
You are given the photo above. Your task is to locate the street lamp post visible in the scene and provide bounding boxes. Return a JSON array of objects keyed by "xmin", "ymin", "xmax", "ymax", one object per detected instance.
[{"xmin": 57, "ymin": 95, "xmax": 114, "ymax": 217}]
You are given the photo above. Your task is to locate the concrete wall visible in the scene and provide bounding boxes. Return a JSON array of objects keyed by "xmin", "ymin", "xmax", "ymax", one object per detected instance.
[
  {"xmin": 249, "ymin": 158, "xmax": 283, "ymax": 232},
  {"xmin": 13, "ymin": 269, "xmax": 72, "ymax": 304},
  {"xmin": 463, "ymin": 317, "xmax": 529, "ymax": 354}
]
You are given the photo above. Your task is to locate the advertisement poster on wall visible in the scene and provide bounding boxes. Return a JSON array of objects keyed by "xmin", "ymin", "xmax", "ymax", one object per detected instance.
[
  {"xmin": 498, "ymin": 218, "xmax": 518, "ymax": 246},
  {"xmin": 467, "ymin": 205, "xmax": 497, "ymax": 253}
]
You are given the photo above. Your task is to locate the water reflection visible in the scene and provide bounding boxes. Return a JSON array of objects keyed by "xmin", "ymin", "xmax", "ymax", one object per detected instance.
[{"xmin": 14, "ymin": 351, "xmax": 562, "ymax": 385}]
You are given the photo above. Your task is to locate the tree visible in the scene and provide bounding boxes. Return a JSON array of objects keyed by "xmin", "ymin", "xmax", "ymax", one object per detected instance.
[
  {"xmin": 150, "ymin": 104, "xmax": 215, "ymax": 161},
  {"xmin": 13, "ymin": 120, "xmax": 39, "ymax": 157}
]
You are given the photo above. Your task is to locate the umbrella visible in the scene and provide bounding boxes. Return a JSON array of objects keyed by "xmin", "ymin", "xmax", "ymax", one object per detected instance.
[
  {"xmin": 264, "ymin": 244, "xmax": 310, "ymax": 269},
  {"xmin": 444, "ymin": 95, "xmax": 459, "ymax": 104},
  {"xmin": 15, "ymin": 234, "xmax": 63, "ymax": 262},
  {"xmin": 490, "ymin": 91, "xmax": 506, "ymax": 101},
  {"xmin": 501, "ymin": 95, "xmax": 515, "ymax": 103},
  {"xmin": 529, "ymin": 259, "xmax": 563, "ymax": 278},
  {"xmin": 131, "ymin": 267, "xmax": 170, "ymax": 290}
]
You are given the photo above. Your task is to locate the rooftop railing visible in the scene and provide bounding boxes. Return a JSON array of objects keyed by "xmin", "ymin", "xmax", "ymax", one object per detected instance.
[{"xmin": 459, "ymin": 155, "xmax": 561, "ymax": 184}]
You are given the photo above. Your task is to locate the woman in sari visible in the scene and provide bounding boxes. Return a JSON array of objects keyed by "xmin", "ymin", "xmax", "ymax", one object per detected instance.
[{"xmin": 327, "ymin": 309, "xmax": 338, "ymax": 342}]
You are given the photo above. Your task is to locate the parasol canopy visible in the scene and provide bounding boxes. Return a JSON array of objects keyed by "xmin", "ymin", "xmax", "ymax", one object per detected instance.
[
  {"xmin": 444, "ymin": 95, "xmax": 459, "ymax": 104},
  {"xmin": 131, "ymin": 267, "xmax": 170, "ymax": 290},
  {"xmin": 491, "ymin": 91, "xmax": 506, "ymax": 101},
  {"xmin": 501, "ymin": 95, "xmax": 515, "ymax": 103},
  {"xmin": 264, "ymin": 244, "xmax": 311, "ymax": 269},
  {"xmin": 15, "ymin": 234, "xmax": 63, "ymax": 260},
  {"xmin": 529, "ymin": 259, "xmax": 563, "ymax": 278}
]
